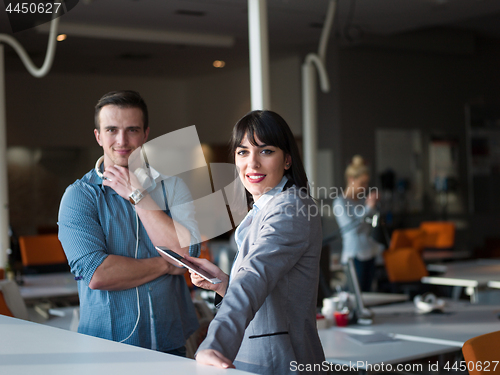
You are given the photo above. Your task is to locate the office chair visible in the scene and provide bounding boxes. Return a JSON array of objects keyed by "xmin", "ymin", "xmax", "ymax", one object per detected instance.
[
  {"xmin": 18, "ymin": 234, "xmax": 68, "ymax": 273},
  {"xmin": 383, "ymin": 246, "xmax": 429, "ymax": 283},
  {"xmin": 0, "ymin": 290, "xmax": 14, "ymax": 317},
  {"xmin": 420, "ymin": 221, "xmax": 455, "ymax": 249},
  {"xmin": 384, "ymin": 228, "xmax": 428, "ymax": 282},
  {"xmin": 462, "ymin": 330, "xmax": 500, "ymax": 375},
  {"xmin": 388, "ymin": 228, "xmax": 427, "ymax": 253},
  {"xmin": 0, "ymin": 279, "xmax": 29, "ymax": 320},
  {"xmin": 383, "ymin": 228, "xmax": 429, "ymax": 296}
]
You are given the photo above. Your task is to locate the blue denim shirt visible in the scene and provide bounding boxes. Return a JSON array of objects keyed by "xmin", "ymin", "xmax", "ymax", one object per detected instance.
[
  {"xmin": 58, "ymin": 168, "xmax": 200, "ymax": 351},
  {"xmin": 333, "ymin": 196, "xmax": 383, "ymax": 264}
]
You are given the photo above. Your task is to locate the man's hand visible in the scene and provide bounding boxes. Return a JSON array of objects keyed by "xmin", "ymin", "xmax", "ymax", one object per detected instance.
[
  {"xmin": 103, "ymin": 165, "xmax": 191, "ymax": 252},
  {"xmin": 156, "ymin": 248, "xmax": 190, "ymax": 275},
  {"xmin": 196, "ymin": 349, "xmax": 235, "ymax": 369},
  {"xmin": 102, "ymin": 165, "xmax": 138, "ymax": 200}
]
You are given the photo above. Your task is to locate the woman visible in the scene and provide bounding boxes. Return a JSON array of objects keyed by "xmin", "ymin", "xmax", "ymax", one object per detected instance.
[
  {"xmin": 186, "ymin": 110, "xmax": 326, "ymax": 375},
  {"xmin": 333, "ymin": 155, "xmax": 383, "ymax": 292}
]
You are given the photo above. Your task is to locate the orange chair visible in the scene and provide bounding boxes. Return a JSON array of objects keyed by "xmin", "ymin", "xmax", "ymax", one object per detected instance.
[
  {"xmin": 384, "ymin": 228, "xmax": 429, "ymax": 283},
  {"xmin": 18, "ymin": 234, "xmax": 67, "ymax": 267},
  {"xmin": 462, "ymin": 330, "xmax": 500, "ymax": 375},
  {"xmin": 388, "ymin": 228, "xmax": 427, "ymax": 253},
  {"xmin": 419, "ymin": 221, "xmax": 455, "ymax": 249}
]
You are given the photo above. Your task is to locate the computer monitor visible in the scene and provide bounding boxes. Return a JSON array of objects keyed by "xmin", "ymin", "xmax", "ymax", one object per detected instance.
[{"xmin": 345, "ymin": 258, "xmax": 373, "ymax": 320}]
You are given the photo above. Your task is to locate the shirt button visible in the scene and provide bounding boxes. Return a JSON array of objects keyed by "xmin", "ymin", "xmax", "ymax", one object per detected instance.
[{"xmin": 149, "ymin": 287, "xmax": 153, "ymax": 291}]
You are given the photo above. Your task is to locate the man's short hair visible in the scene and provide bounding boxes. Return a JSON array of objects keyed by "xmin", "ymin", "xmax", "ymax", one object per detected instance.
[{"xmin": 94, "ymin": 90, "xmax": 149, "ymax": 131}]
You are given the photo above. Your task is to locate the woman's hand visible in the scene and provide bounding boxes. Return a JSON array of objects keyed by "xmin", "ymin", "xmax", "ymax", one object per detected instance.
[
  {"xmin": 365, "ymin": 191, "xmax": 378, "ymax": 209},
  {"xmin": 186, "ymin": 256, "xmax": 229, "ymax": 297},
  {"xmin": 196, "ymin": 349, "xmax": 235, "ymax": 369}
]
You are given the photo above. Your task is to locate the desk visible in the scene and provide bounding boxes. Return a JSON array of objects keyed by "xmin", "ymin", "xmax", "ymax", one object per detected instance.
[
  {"xmin": 422, "ymin": 249, "xmax": 471, "ymax": 262},
  {"xmin": 0, "ymin": 314, "xmax": 255, "ymax": 375},
  {"xmin": 28, "ymin": 305, "xmax": 79, "ymax": 331},
  {"xmin": 488, "ymin": 280, "xmax": 500, "ymax": 289},
  {"xmin": 353, "ymin": 300, "xmax": 500, "ymax": 346},
  {"xmin": 319, "ymin": 300, "xmax": 500, "ymax": 372},
  {"xmin": 318, "ymin": 327, "xmax": 456, "ymax": 370},
  {"xmin": 361, "ymin": 292, "xmax": 408, "ymax": 307},
  {"xmin": 19, "ymin": 272, "xmax": 78, "ymax": 302},
  {"xmin": 422, "ymin": 259, "xmax": 500, "ymax": 303}
]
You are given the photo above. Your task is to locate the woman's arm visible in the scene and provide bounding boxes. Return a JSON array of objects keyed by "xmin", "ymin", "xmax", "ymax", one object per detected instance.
[{"xmin": 196, "ymin": 194, "xmax": 319, "ymax": 362}]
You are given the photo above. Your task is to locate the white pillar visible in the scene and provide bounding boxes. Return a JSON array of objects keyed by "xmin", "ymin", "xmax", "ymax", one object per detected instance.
[
  {"xmin": 0, "ymin": 44, "xmax": 10, "ymax": 275},
  {"xmin": 248, "ymin": 0, "xmax": 270, "ymax": 110},
  {"xmin": 302, "ymin": 62, "xmax": 318, "ymax": 197}
]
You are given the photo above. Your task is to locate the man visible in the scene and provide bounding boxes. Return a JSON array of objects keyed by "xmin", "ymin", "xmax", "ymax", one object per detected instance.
[{"xmin": 58, "ymin": 90, "xmax": 200, "ymax": 356}]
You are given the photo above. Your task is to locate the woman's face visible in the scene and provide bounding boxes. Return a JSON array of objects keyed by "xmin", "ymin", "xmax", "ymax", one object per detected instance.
[
  {"xmin": 235, "ymin": 133, "xmax": 291, "ymax": 202},
  {"xmin": 348, "ymin": 173, "xmax": 370, "ymax": 197}
]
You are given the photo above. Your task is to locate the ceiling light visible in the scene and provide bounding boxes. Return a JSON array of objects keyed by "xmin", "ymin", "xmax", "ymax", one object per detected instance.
[
  {"xmin": 213, "ymin": 60, "xmax": 225, "ymax": 68},
  {"xmin": 36, "ymin": 23, "xmax": 235, "ymax": 48},
  {"xmin": 56, "ymin": 34, "xmax": 67, "ymax": 42}
]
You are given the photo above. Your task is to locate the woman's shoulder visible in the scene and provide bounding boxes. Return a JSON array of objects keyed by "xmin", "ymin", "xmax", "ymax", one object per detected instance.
[
  {"xmin": 333, "ymin": 195, "xmax": 348, "ymax": 206},
  {"xmin": 259, "ymin": 186, "xmax": 319, "ymax": 222},
  {"xmin": 273, "ymin": 185, "xmax": 313, "ymax": 204}
]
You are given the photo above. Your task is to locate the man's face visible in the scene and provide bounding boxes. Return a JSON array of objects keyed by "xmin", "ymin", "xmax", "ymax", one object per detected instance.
[{"xmin": 94, "ymin": 105, "xmax": 149, "ymax": 168}]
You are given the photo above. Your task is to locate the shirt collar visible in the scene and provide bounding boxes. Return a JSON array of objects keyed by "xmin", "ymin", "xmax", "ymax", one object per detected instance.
[
  {"xmin": 253, "ymin": 176, "xmax": 288, "ymax": 211},
  {"xmin": 87, "ymin": 162, "xmax": 161, "ymax": 193},
  {"xmin": 88, "ymin": 168, "xmax": 104, "ymax": 186}
]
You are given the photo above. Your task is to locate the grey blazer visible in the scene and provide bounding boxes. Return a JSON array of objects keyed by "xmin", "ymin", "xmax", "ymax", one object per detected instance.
[{"xmin": 198, "ymin": 186, "xmax": 326, "ymax": 375}]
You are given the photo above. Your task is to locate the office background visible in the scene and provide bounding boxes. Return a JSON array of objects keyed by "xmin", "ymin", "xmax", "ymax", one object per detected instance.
[{"xmin": 2, "ymin": 0, "xmax": 500, "ymax": 255}]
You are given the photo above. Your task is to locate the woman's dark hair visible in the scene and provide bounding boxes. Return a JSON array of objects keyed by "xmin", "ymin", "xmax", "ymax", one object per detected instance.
[
  {"xmin": 230, "ymin": 110, "xmax": 309, "ymax": 203},
  {"xmin": 95, "ymin": 90, "xmax": 149, "ymax": 131}
]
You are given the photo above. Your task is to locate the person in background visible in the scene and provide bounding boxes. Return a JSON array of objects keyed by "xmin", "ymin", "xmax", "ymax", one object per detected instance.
[
  {"xmin": 169, "ymin": 110, "xmax": 326, "ymax": 375},
  {"xmin": 333, "ymin": 155, "xmax": 383, "ymax": 292},
  {"xmin": 58, "ymin": 90, "xmax": 200, "ymax": 355}
]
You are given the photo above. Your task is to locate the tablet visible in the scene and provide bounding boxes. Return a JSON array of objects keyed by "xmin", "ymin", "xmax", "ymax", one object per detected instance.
[{"xmin": 155, "ymin": 246, "xmax": 222, "ymax": 284}]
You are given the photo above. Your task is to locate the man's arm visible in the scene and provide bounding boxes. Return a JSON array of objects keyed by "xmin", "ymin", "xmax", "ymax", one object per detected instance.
[
  {"xmin": 91, "ymin": 166, "xmax": 197, "ymax": 290},
  {"xmin": 102, "ymin": 165, "xmax": 199, "ymax": 257},
  {"xmin": 58, "ymin": 180, "xmax": 186, "ymax": 293},
  {"xmin": 89, "ymin": 254, "xmax": 185, "ymax": 291},
  {"xmin": 135, "ymin": 197, "xmax": 191, "ymax": 256}
]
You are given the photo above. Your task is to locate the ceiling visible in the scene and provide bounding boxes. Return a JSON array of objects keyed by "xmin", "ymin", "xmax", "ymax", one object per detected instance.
[{"xmin": 2, "ymin": 0, "xmax": 500, "ymax": 77}]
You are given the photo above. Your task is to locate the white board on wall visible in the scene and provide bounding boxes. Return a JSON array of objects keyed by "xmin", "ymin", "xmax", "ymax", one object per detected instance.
[{"xmin": 376, "ymin": 129, "xmax": 423, "ymax": 212}]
